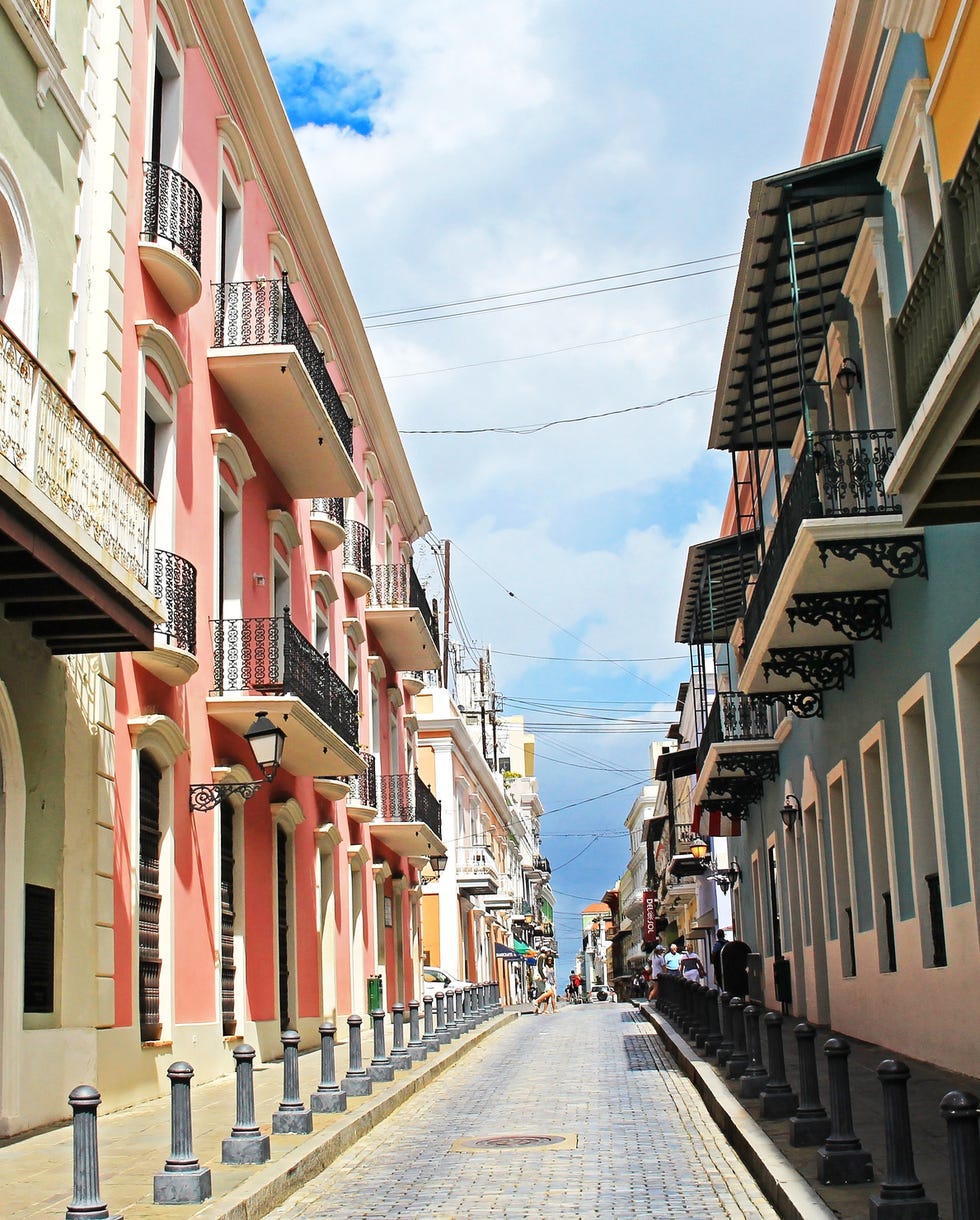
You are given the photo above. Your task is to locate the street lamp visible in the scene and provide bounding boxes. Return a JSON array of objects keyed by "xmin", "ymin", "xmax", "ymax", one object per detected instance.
[
  {"xmin": 836, "ymin": 357, "xmax": 862, "ymax": 395},
  {"xmin": 428, "ymin": 852, "xmax": 448, "ymax": 876},
  {"xmin": 688, "ymin": 836, "xmax": 709, "ymax": 861},
  {"xmin": 189, "ymin": 711, "xmax": 286, "ymax": 811},
  {"xmin": 780, "ymin": 794, "xmax": 801, "ymax": 831}
]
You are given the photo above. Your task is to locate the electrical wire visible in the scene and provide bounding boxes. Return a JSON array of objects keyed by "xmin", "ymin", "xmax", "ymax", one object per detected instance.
[
  {"xmin": 542, "ymin": 780, "xmax": 644, "ymax": 816},
  {"xmin": 492, "ymin": 649, "xmax": 687, "ymax": 663}
]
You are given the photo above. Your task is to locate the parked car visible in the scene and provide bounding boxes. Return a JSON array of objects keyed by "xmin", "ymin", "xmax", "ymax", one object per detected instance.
[
  {"xmin": 422, "ymin": 966, "xmax": 469, "ymax": 997},
  {"xmin": 589, "ymin": 983, "xmax": 612, "ymax": 1002}
]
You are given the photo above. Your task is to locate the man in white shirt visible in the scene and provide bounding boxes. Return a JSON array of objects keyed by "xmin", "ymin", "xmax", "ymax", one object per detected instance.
[{"xmin": 663, "ymin": 944, "xmax": 683, "ymax": 975}]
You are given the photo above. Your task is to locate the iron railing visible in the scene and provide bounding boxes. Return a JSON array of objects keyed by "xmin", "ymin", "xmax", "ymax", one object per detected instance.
[
  {"xmin": 141, "ymin": 161, "xmax": 202, "ymax": 272},
  {"xmin": 347, "ymin": 751, "xmax": 378, "ymax": 808},
  {"xmin": 343, "ymin": 520, "xmax": 372, "ymax": 580},
  {"xmin": 211, "ymin": 610, "xmax": 358, "ymax": 748},
  {"xmin": 377, "ymin": 771, "xmax": 442, "ymax": 839},
  {"xmin": 152, "ymin": 549, "xmax": 196, "ymax": 654},
  {"xmin": 370, "ymin": 563, "xmax": 439, "ymax": 646},
  {"xmin": 533, "ymin": 855, "xmax": 552, "ymax": 875},
  {"xmin": 742, "ymin": 430, "xmax": 897, "ymax": 654},
  {"xmin": 0, "ymin": 318, "xmax": 152, "ymax": 587},
  {"xmin": 212, "ymin": 275, "xmax": 353, "ymax": 458},
  {"xmin": 696, "ymin": 693, "xmax": 776, "ymax": 772},
  {"xmin": 311, "ymin": 497, "xmax": 344, "ymax": 528},
  {"xmin": 895, "ymin": 118, "xmax": 980, "ymax": 427},
  {"xmin": 457, "ymin": 844, "xmax": 498, "ymax": 879},
  {"xmin": 413, "ymin": 772, "xmax": 442, "ymax": 839}
]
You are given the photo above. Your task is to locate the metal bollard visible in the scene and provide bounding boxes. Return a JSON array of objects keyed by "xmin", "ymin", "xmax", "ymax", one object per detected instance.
[
  {"xmin": 703, "ymin": 988, "xmax": 723, "ymax": 1058},
  {"xmin": 941, "ymin": 1090, "xmax": 980, "ymax": 1220},
  {"xmin": 369, "ymin": 1009, "xmax": 395, "ymax": 1082},
  {"xmin": 273, "ymin": 1030, "xmax": 313, "ymax": 1134},
  {"xmin": 435, "ymin": 990, "xmax": 450, "ymax": 1044},
  {"xmin": 310, "ymin": 1022, "xmax": 347, "ymax": 1113},
  {"xmin": 408, "ymin": 999, "xmax": 428, "ymax": 1062},
  {"xmin": 153, "ymin": 1062, "xmax": 212, "ymax": 1203},
  {"xmin": 869, "ymin": 1060, "xmax": 937, "ymax": 1217},
  {"xmin": 816, "ymin": 1036, "xmax": 873, "ymax": 1185},
  {"xmin": 739, "ymin": 1004, "xmax": 769, "ymax": 1099},
  {"xmin": 716, "ymin": 991, "xmax": 735, "ymax": 1067},
  {"xmin": 789, "ymin": 1021, "xmax": 831, "ymax": 1146},
  {"xmin": 222, "ymin": 1045, "xmax": 271, "ymax": 1164},
  {"xmin": 343, "ymin": 1014, "xmax": 373, "ymax": 1097},
  {"xmin": 390, "ymin": 1003, "xmax": 412, "ymax": 1070},
  {"xmin": 65, "ymin": 1085, "xmax": 121, "ymax": 1220},
  {"xmin": 760, "ymin": 1012, "xmax": 798, "ymax": 1119},
  {"xmin": 423, "ymin": 994, "xmax": 440, "ymax": 1050},
  {"xmin": 446, "ymin": 989, "xmax": 460, "ymax": 1038},
  {"xmin": 466, "ymin": 985, "xmax": 478, "ymax": 1029},
  {"xmin": 727, "ymin": 997, "xmax": 750, "ymax": 1080}
]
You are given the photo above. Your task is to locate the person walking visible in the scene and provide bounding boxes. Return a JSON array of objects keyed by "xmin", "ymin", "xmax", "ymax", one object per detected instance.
[
  {"xmin": 681, "ymin": 944, "xmax": 707, "ymax": 984},
  {"xmin": 663, "ymin": 943, "xmax": 683, "ymax": 976},
  {"xmin": 533, "ymin": 958, "xmax": 558, "ymax": 1013},
  {"xmin": 648, "ymin": 945, "xmax": 666, "ymax": 1001}
]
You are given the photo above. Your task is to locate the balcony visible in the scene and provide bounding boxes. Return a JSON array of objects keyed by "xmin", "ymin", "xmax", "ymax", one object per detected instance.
[
  {"xmin": 342, "ymin": 520, "xmax": 372, "ymax": 598},
  {"xmin": 207, "ymin": 611, "xmax": 364, "ymax": 777},
  {"xmin": 365, "ymin": 563, "xmax": 440, "ymax": 671},
  {"xmin": 888, "ymin": 119, "xmax": 980, "ymax": 525},
  {"xmin": 457, "ymin": 845, "xmax": 499, "ymax": 896},
  {"xmin": 134, "ymin": 549, "xmax": 198, "ymax": 685},
  {"xmin": 739, "ymin": 430, "xmax": 924, "ymax": 695},
  {"xmin": 0, "ymin": 319, "xmax": 158, "ymax": 652},
  {"xmin": 370, "ymin": 771, "xmax": 444, "ymax": 858},
  {"xmin": 692, "ymin": 692, "xmax": 781, "ymax": 814},
  {"xmin": 345, "ymin": 751, "xmax": 378, "ymax": 821},
  {"xmin": 208, "ymin": 276, "xmax": 360, "ymax": 499},
  {"xmin": 532, "ymin": 854, "xmax": 551, "ymax": 877},
  {"xmin": 310, "ymin": 497, "xmax": 345, "ymax": 552},
  {"xmin": 402, "ymin": 670, "xmax": 429, "ymax": 697},
  {"xmin": 139, "ymin": 161, "xmax": 202, "ymax": 314}
]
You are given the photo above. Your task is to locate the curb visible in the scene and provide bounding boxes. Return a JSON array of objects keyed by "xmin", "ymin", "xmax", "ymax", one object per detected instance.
[
  {"xmin": 634, "ymin": 1003, "xmax": 835, "ymax": 1220},
  {"xmin": 189, "ymin": 1011, "xmax": 518, "ymax": 1220}
]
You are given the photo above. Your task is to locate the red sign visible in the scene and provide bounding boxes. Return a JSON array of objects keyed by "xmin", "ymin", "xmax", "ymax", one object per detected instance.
[{"xmin": 642, "ymin": 891, "xmax": 658, "ymax": 941}]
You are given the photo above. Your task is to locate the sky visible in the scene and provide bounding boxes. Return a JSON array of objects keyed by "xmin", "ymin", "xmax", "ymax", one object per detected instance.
[{"xmin": 250, "ymin": 1, "xmax": 837, "ymax": 959}]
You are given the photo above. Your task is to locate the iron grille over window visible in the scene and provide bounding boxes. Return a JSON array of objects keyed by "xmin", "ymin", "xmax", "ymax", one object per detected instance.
[
  {"xmin": 138, "ymin": 755, "xmax": 163, "ymax": 1042},
  {"xmin": 142, "ymin": 160, "xmax": 203, "ymax": 271},
  {"xmin": 347, "ymin": 751, "xmax": 378, "ymax": 808}
]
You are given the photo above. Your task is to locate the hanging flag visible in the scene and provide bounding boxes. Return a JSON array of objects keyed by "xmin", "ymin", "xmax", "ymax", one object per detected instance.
[{"xmin": 692, "ymin": 803, "xmax": 742, "ymax": 839}]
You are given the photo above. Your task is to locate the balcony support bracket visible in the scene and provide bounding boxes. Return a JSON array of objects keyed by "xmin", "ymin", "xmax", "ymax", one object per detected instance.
[
  {"xmin": 190, "ymin": 781, "xmax": 265, "ymax": 812},
  {"xmin": 763, "ymin": 690, "xmax": 824, "ymax": 719},
  {"xmin": 787, "ymin": 590, "xmax": 892, "ymax": 641},
  {"xmin": 817, "ymin": 536, "xmax": 927, "ymax": 580},
  {"xmin": 705, "ymin": 776, "xmax": 764, "ymax": 805},
  {"xmin": 715, "ymin": 751, "xmax": 781, "ymax": 782},
  {"xmin": 763, "ymin": 646, "xmax": 855, "ymax": 691}
]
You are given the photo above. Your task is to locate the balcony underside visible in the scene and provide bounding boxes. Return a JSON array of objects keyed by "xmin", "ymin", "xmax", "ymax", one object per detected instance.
[
  {"xmin": 138, "ymin": 241, "xmax": 202, "ymax": 315},
  {"xmin": 370, "ymin": 820, "xmax": 445, "ymax": 858},
  {"xmin": 483, "ymin": 896, "xmax": 514, "ymax": 911},
  {"xmin": 739, "ymin": 514, "xmax": 920, "ymax": 693},
  {"xmin": 207, "ymin": 346, "xmax": 360, "ymax": 499},
  {"xmin": 693, "ymin": 740, "xmax": 780, "ymax": 804},
  {"xmin": 206, "ymin": 694, "xmax": 366, "ymax": 778},
  {"xmin": 365, "ymin": 605, "xmax": 440, "ymax": 671},
  {"xmin": 458, "ymin": 875, "xmax": 499, "ymax": 896},
  {"xmin": 310, "ymin": 514, "xmax": 345, "ymax": 551},
  {"xmin": 134, "ymin": 642, "xmax": 198, "ymax": 686},
  {"xmin": 0, "ymin": 494, "xmax": 156, "ymax": 653},
  {"xmin": 887, "ymin": 299, "xmax": 980, "ymax": 526}
]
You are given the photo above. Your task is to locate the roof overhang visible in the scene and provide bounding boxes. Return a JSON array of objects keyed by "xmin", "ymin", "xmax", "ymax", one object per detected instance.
[{"xmin": 675, "ymin": 531, "xmax": 759, "ymax": 645}]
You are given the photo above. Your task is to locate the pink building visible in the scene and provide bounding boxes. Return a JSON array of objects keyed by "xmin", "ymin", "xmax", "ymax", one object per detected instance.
[{"xmin": 88, "ymin": 0, "xmax": 444, "ymax": 1110}]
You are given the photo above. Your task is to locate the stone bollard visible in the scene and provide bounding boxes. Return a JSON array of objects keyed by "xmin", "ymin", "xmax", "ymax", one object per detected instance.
[
  {"xmin": 493, "ymin": 981, "xmax": 501, "ymax": 1012},
  {"xmin": 466, "ymin": 985, "xmax": 478, "ymax": 1029},
  {"xmin": 869, "ymin": 1060, "xmax": 937, "ymax": 1218},
  {"xmin": 760, "ymin": 1012, "xmax": 799, "ymax": 1119},
  {"xmin": 273, "ymin": 1030, "xmax": 313, "ymax": 1134},
  {"xmin": 716, "ymin": 991, "xmax": 735, "ymax": 1067},
  {"xmin": 423, "ymin": 995, "xmax": 441, "ymax": 1051},
  {"xmin": 65, "ymin": 1085, "xmax": 121, "ymax": 1220},
  {"xmin": 369, "ymin": 1009, "xmax": 395, "ymax": 1082},
  {"xmin": 941, "ymin": 1090, "xmax": 980, "ymax": 1220},
  {"xmin": 739, "ymin": 1004, "xmax": 769, "ymax": 1099},
  {"xmin": 222, "ymin": 1045, "xmax": 271, "ymax": 1164},
  {"xmin": 816, "ymin": 1036, "xmax": 873, "ymax": 1185},
  {"xmin": 390, "ymin": 1003, "xmax": 412, "ymax": 1070},
  {"xmin": 310, "ymin": 1022, "xmax": 347, "ymax": 1113},
  {"xmin": 692, "ymin": 985, "xmax": 710, "ymax": 1049},
  {"xmin": 703, "ymin": 988, "xmax": 723, "ymax": 1058},
  {"xmin": 455, "ymin": 987, "xmax": 468, "ymax": 1033},
  {"xmin": 727, "ymin": 997, "xmax": 750, "ymax": 1080},
  {"xmin": 435, "ymin": 991, "xmax": 450, "ymax": 1045},
  {"xmin": 408, "ymin": 999, "xmax": 428, "ymax": 1062},
  {"xmin": 343, "ymin": 1015, "xmax": 373, "ymax": 1097},
  {"xmin": 446, "ymin": 989, "xmax": 460, "ymax": 1038},
  {"xmin": 153, "ymin": 1062, "xmax": 212, "ymax": 1203},
  {"xmin": 789, "ymin": 1021, "xmax": 832, "ymax": 1146}
]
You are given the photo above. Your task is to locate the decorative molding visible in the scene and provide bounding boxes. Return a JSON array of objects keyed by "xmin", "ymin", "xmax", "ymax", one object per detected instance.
[
  {"xmin": 881, "ymin": 0, "xmax": 942, "ymax": 36},
  {"xmin": 315, "ymin": 822, "xmax": 343, "ymax": 849},
  {"xmin": 763, "ymin": 646, "xmax": 855, "ymax": 691},
  {"xmin": 817, "ymin": 535, "xmax": 927, "ymax": 579},
  {"xmin": 344, "ymin": 617, "xmax": 366, "ymax": 647},
  {"xmin": 388, "ymin": 685, "xmax": 404, "ymax": 710},
  {"xmin": 267, "ymin": 508, "xmax": 301, "ymax": 551},
  {"xmin": 212, "ymin": 429, "xmax": 256, "ymax": 484},
  {"xmin": 128, "ymin": 714, "xmax": 190, "ymax": 764},
  {"xmin": 765, "ymin": 690, "xmax": 824, "ymax": 719},
  {"xmin": 272, "ymin": 797, "xmax": 304, "ymax": 831},
  {"xmin": 367, "ymin": 654, "xmax": 385, "ymax": 680},
  {"xmin": 158, "ymin": 0, "xmax": 200, "ymax": 48},
  {"xmin": 713, "ymin": 751, "xmax": 780, "ymax": 783},
  {"xmin": 362, "ymin": 449, "xmax": 382, "ymax": 486},
  {"xmin": 135, "ymin": 320, "xmax": 191, "ymax": 390},
  {"xmin": 372, "ymin": 860, "xmax": 392, "ymax": 883},
  {"xmin": 310, "ymin": 570, "xmax": 340, "ymax": 605},
  {"xmin": 704, "ymin": 776, "xmax": 764, "ymax": 805},
  {"xmin": 787, "ymin": 590, "xmax": 892, "ymax": 641},
  {"xmin": 216, "ymin": 115, "xmax": 256, "ymax": 183},
  {"xmin": 348, "ymin": 844, "xmax": 370, "ymax": 870}
]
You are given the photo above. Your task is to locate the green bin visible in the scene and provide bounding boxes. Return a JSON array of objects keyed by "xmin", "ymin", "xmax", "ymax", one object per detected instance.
[{"xmin": 367, "ymin": 974, "xmax": 384, "ymax": 1012}]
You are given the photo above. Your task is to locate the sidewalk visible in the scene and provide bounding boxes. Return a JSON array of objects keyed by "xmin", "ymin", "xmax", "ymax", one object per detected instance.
[
  {"xmin": 639, "ymin": 999, "xmax": 979, "ymax": 1220},
  {"xmin": 0, "ymin": 1010, "xmax": 518, "ymax": 1219}
]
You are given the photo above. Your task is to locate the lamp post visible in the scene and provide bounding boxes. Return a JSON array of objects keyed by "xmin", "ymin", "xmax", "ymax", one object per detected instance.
[
  {"xmin": 189, "ymin": 711, "xmax": 286, "ymax": 812},
  {"xmin": 780, "ymin": 794, "xmax": 801, "ymax": 831}
]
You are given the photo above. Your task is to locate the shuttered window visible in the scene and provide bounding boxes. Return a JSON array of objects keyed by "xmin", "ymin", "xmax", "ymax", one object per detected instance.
[
  {"xmin": 220, "ymin": 800, "xmax": 236, "ymax": 1036},
  {"xmin": 139, "ymin": 754, "xmax": 163, "ymax": 1042},
  {"xmin": 277, "ymin": 826, "xmax": 289, "ymax": 1030},
  {"xmin": 24, "ymin": 884, "xmax": 55, "ymax": 1013}
]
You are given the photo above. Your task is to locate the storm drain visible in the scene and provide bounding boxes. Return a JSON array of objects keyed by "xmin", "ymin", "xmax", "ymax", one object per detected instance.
[{"xmin": 451, "ymin": 1133, "xmax": 578, "ymax": 1152}]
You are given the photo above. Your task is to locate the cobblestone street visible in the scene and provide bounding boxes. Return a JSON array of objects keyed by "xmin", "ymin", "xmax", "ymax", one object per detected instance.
[{"xmin": 269, "ymin": 1003, "xmax": 778, "ymax": 1220}]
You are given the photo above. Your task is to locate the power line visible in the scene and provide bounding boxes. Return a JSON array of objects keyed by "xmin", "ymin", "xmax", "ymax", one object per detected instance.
[
  {"xmin": 362, "ymin": 253, "xmax": 738, "ymax": 319},
  {"xmin": 543, "ymin": 780, "xmax": 644, "ymax": 816},
  {"xmin": 493, "ymin": 649, "xmax": 687, "ymax": 663},
  {"xmin": 401, "ymin": 388, "xmax": 712, "ymax": 437}
]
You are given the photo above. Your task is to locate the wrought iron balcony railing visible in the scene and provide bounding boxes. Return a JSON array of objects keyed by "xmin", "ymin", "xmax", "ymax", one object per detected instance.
[
  {"xmin": 311, "ymin": 497, "xmax": 344, "ymax": 527},
  {"xmin": 532, "ymin": 855, "xmax": 551, "ymax": 875},
  {"xmin": 343, "ymin": 519, "xmax": 372, "ymax": 579},
  {"xmin": 212, "ymin": 275, "xmax": 353, "ymax": 458},
  {"xmin": 152, "ymin": 549, "xmax": 196, "ymax": 654},
  {"xmin": 696, "ymin": 693, "xmax": 776, "ymax": 772},
  {"xmin": 457, "ymin": 845, "xmax": 498, "ymax": 878},
  {"xmin": 377, "ymin": 771, "xmax": 442, "ymax": 839},
  {"xmin": 742, "ymin": 429, "xmax": 897, "ymax": 654},
  {"xmin": 895, "ymin": 119, "xmax": 980, "ymax": 428},
  {"xmin": 211, "ymin": 610, "xmax": 358, "ymax": 748},
  {"xmin": 347, "ymin": 751, "xmax": 377, "ymax": 808},
  {"xmin": 141, "ymin": 161, "xmax": 202, "ymax": 272},
  {"xmin": 370, "ymin": 563, "xmax": 439, "ymax": 647},
  {"xmin": 413, "ymin": 772, "xmax": 442, "ymax": 839},
  {"xmin": 0, "ymin": 318, "xmax": 152, "ymax": 587}
]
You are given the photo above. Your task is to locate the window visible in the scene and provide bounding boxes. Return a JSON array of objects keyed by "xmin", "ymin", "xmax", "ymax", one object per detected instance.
[
  {"xmin": 0, "ymin": 162, "xmax": 37, "ymax": 346},
  {"xmin": 827, "ymin": 767, "xmax": 856, "ymax": 977},
  {"xmin": 878, "ymin": 79, "xmax": 942, "ymax": 292},
  {"xmin": 23, "ymin": 884, "xmax": 55, "ymax": 1013},
  {"xmin": 860, "ymin": 726, "xmax": 898, "ymax": 973},
  {"xmin": 148, "ymin": 26, "xmax": 181, "ymax": 168},
  {"xmin": 138, "ymin": 753, "xmax": 164, "ymax": 1042}
]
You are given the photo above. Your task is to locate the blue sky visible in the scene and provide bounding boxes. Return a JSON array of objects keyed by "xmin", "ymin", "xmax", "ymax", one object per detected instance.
[{"xmin": 251, "ymin": 1, "xmax": 837, "ymax": 957}]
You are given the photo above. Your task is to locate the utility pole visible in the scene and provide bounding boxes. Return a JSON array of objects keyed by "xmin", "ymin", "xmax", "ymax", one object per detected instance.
[
  {"xmin": 478, "ymin": 654, "xmax": 488, "ymax": 761},
  {"xmin": 442, "ymin": 539, "xmax": 451, "ymax": 688}
]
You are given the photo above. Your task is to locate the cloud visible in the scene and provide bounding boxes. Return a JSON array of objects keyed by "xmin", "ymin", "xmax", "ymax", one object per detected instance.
[{"xmin": 271, "ymin": 58, "xmax": 381, "ymax": 135}]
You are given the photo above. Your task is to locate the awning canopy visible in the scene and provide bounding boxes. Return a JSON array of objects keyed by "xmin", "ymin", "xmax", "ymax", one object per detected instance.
[
  {"xmin": 675, "ymin": 531, "xmax": 759, "ymax": 645},
  {"xmin": 710, "ymin": 147, "xmax": 883, "ymax": 452},
  {"xmin": 655, "ymin": 747, "xmax": 697, "ymax": 781}
]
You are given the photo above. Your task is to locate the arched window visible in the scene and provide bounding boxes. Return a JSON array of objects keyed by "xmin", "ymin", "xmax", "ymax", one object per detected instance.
[{"xmin": 0, "ymin": 162, "xmax": 38, "ymax": 347}]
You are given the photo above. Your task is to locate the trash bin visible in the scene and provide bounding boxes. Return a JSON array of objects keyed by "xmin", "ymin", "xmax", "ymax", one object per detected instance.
[
  {"xmin": 773, "ymin": 956, "xmax": 792, "ymax": 1005},
  {"xmin": 367, "ymin": 974, "xmax": 384, "ymax": 1012}
]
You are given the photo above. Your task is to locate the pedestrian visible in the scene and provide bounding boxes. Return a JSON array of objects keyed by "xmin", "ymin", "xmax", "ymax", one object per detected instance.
[
  {"xmin": 648, "ymin": 945, "xmax": 666, "ymax": 1001},
  {"xmin": 663, "ymin": 943, "xmax": 683, "ymax": 975},
  {"xmin": 533, "ymin": 957, "xmax": 558, "ymax": 1013},
  {"xmin": 710, "ymin": 929, "xmax": 727, "ymax": 988},
  {"xmin": 681, "ymin": 944, "xmax": 706, "ymax": 984}
]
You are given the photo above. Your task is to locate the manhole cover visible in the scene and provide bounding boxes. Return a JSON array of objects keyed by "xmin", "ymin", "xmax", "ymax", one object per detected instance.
[{"xmin": 451, "ymin": 1133, "xmax": 577, "ymax": 1153}]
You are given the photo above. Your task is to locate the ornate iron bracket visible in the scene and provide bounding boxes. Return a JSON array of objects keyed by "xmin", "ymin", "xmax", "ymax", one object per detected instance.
[
  {"xmin": 763, "ymin": 646, "xmax": 854, "ymax": 691},
  {"xmin": 714, "ymin": 750, "xmax": 780, "ymax": 782},
  {"xmin": 817, "ymin": 536, "xmax": 927, "ymax": 579},
  {"xmin": 701, "ymin": 796, "xmax": 752, "ymax": 822},
  {"xmin": 787, "ymin": 590, "xmax": 892, "ymax": 641},
  {"xmin": 761, "ymin": 690, "xmax": 824, "ymax": 719},
  {"xmin": 705, "ymin": 775, "xmax": 764, "ymax": 805},
  {"xmin": 189, "ymin": 780, "xmax": 267, "ymax": 812}
]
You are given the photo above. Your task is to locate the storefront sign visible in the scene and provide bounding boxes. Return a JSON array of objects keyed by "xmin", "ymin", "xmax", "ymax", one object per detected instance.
[{"xmin": 642, "ymin": 891, "xmax": 658, "ymax": 941}]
